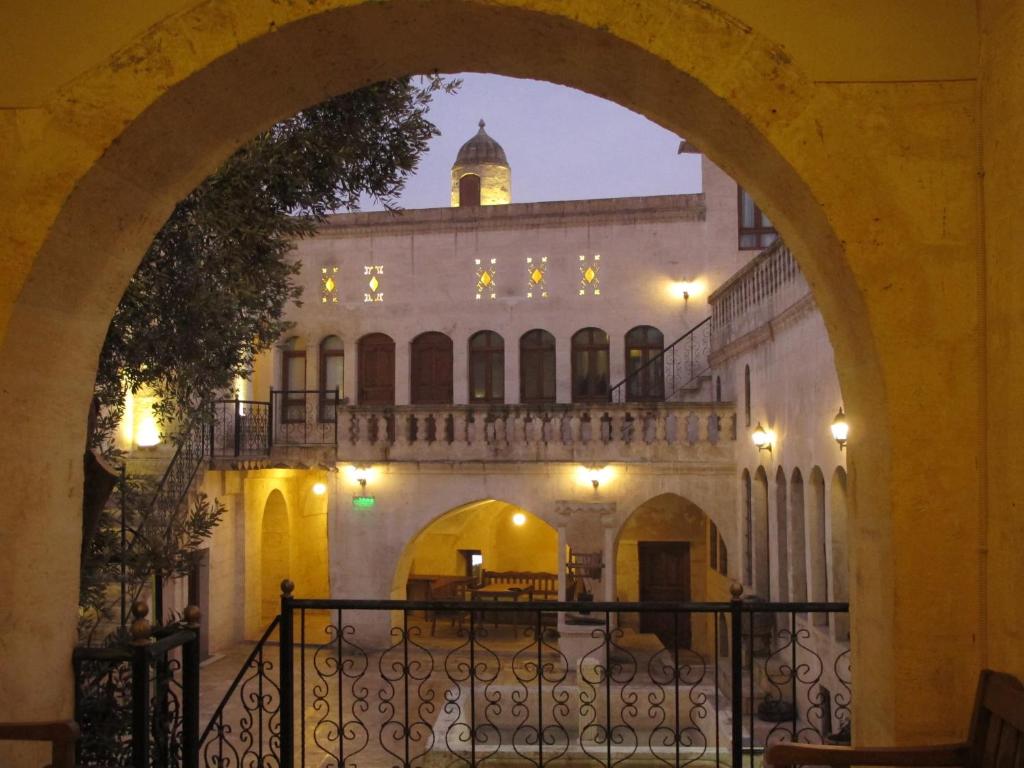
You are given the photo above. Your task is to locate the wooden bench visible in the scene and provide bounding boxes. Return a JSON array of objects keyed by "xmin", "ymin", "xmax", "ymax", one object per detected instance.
[
  {"xmin": 0, "ymin": 720, "xmax": 79, "ymax": 768},
  {"xmin": 481, "ymin": 570, "xmax": 559, "ymax": 601},
  {"xmin": 765, "ymin": 670, "xmax": 1024, "ymax": 768}
]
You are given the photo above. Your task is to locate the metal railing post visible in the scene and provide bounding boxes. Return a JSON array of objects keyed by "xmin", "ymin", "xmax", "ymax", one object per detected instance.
[
  {"xmin": 279, "ymin": 579, "xmax": 295, "ymax": 768},
  {"xmin": 182, "ymin": 606, "xmax": 201, "ymax": 768},
  {"xmin": 129, "ymin": 601, "xmax": 152, "ymax": 768},
  {"xmin": 234, "ymin": 396, "xmax": 241, "ymax": 457},
  {"xmin": 730, "ymin": 583, "xmax": 744, "ymax": 768},
  {"xmin": 268, "ymin": 390, "xmax": 275, "ymax": 453}
]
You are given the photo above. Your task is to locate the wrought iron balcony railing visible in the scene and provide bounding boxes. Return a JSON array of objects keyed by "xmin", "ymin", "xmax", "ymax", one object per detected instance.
[{"xmin": 609, "ymin": 318, "xmax": 712, "ymax": 404}]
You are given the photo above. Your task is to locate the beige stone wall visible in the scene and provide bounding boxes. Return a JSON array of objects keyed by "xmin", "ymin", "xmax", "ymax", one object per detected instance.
[{"xmin": 0, "ymin": 0, "xmax": 1015, "ymax": 752}]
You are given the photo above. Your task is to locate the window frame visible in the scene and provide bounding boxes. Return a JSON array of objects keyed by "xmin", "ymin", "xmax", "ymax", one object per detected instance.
[
  {"xmin": 624, "ymin": 325, "xmax": 665, "ymax": 402},
  {"xmin": 571, "ymin": 327, "xmax": 611, "ymax": 403},
  {"xmin": 468, "ymin": 330, "xmax": 505, "ymax": 404},
  {"xmin": 737, "ymin": 187, "xmax": 778, "ymax": 251},
  {"xmin": 519, "ymin": 329, "xmax": 557, "ymax": 404},
  {"xmin": 318, "ymin": 335, "xmax": 344, "ymax": 423}
]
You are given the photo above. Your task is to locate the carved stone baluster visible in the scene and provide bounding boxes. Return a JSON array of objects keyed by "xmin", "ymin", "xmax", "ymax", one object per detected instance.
[
  {"xmin": 453, "ymin": 410, "xmax": 468, "ymax": 448},
  {"xmin": 723, "ymin": 411, "xmax": 737, "ymax": 441},
  {"xmin": 609, "ymin": 411, "xmax": 623, "ymax": 445},
  {"xmin": 654, "ymin": 409, "xmax": 668, "ymax": 445},
  {"xmin": 567, "ymin": 412, "xmax": 581, "ymax": 445},
  {"xmin": 697, "ymin": 410, "xmax": 711, "ymax": 443},
  {"xmin": 465, "ymin": 410, "xmax": 476, "ymax": 445},
  {"xmin": 495, "ymin": 414, "xmax": 508, "ymax": 447},
  {"xmin": 579, "ymin": 412, "xmax": 592, "ymax": 445}
]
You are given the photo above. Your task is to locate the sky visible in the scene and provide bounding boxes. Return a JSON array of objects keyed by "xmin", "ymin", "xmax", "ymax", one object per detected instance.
[{"xmin": 360, "ymin": 73, "xmax": 704, "ymax": 212}]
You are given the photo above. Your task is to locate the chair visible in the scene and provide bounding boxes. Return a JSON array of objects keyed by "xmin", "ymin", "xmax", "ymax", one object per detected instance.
[
  {"xmin": 430, "ymin": 581, "xmax": 470, "ymax": 637},
  {"xmin": 764, "ymin": 670, "xmax": 1024, "ymax": 768}
]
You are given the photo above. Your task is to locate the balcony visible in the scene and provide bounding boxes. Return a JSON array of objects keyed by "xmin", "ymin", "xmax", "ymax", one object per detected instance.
[{"xmin": 211, "ymin": 395, "xmax": 737, "ymax": 466}]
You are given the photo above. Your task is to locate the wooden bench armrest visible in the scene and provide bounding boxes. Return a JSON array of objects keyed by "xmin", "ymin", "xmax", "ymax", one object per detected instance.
[
  {"xmin": 0, "ymin": 721, "xmax": 80, "ymax": 742},
  {"xmin": 764, "ymin": 742, "xmax": 969, "ymax": 768}
]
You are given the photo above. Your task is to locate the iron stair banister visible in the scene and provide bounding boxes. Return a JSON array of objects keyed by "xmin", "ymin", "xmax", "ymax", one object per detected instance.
[{"xmin": 609, "ymin": 316, "xmax": 711, "ymax": 404}]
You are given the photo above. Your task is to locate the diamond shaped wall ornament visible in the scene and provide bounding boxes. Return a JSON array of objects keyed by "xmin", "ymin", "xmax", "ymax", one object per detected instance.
[
  {"xmin": 579, "ymin": 254, "xmax": 601, "ymax": 296},
  {"xmin": 363, "ymin": 265, "xmax": 384, "ymax": 303},
  {"xmin": 526, "ymin": 256, "xmax": 548, "ymax": 299},
  {"xmin": 475, "ymin": 257, "xmax": 497, "ymax": 300},
  {"xmin": 321, "ymin": 266, "xmax": 339, "ymax": 304}
]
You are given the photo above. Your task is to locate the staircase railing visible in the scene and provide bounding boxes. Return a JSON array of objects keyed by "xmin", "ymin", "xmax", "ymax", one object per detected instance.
[{"xmin": 609, "ymin": 317, "xmax": 711, "ymax": 404}]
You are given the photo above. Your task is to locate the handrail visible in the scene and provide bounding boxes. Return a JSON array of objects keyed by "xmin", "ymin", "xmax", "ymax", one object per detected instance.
[
  {"xmin": 0, "ymin": 721, "xmax": 79, "ymax": 768},
  {"xmin": 609, "ymin": 317, "xmax": 711, "ymax": 404}
]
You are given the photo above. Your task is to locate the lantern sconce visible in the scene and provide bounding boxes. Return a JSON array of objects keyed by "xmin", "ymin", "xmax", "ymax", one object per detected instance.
[
  {"xmin": 751, "ymin": 421, "xmax": 773, "ymax": 455},
  {"xmin": 352, "ymin": 465, "xmax": 370, "ymax": 490},
  {"xmin": 312, "ymin": 481, "xmax": 327, "ymax": 496},
  {"xmin": 831, "ymin": 407, "xmax": 849, "ymax": 451}
]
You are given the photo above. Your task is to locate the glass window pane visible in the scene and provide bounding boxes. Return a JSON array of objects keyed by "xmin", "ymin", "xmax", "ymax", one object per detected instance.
[{"xmin": 491, "ymin": 355, "xmax": 504, "ymax": 399}]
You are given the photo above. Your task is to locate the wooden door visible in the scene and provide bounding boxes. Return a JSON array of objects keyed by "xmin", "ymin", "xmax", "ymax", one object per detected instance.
[
  {"xmin": 638, "ymin": 541, "xmax": 692, "ymax": 648},
  {"xmin": 411, "ymin": 332, "xmax": 453, "ymax": 404},
  {"xmin": 358, "ymin": 333, "xmax": 395, "ymax": 405}
]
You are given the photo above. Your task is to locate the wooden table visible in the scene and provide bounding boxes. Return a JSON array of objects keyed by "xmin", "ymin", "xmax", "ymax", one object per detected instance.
[{"xmin": 470, "ymin": 584, "xmax": 534, "ymax": 638}]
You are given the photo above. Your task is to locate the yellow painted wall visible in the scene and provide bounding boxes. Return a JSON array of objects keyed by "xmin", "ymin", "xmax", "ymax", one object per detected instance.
[
  {"xmin": 0, "ymin": 0, "xmax": 1019, "ymax": 753},
  {"xmin": 980, "ymin": 0, "xmax": 1024, "ymax": 680}
]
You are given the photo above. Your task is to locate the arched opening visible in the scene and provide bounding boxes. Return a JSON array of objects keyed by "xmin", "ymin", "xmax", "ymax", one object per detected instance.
[
  {"xmin": 831, "ymin": 467, "xmax": 850, "ymax": 640},
  {"xmin": 357, "ymin": 332, "xmax": 395, "ymax": 405},
  {"xmin": 318, "ymin": 334, "xmax": 344, "ymax": 421},
  {"xmin": 742, "ymin": 469, "xmax": 753, "ymax": 587},
  {"xmin": 519, "ymin": 329, "xmax": 556, "ymax": 403},
  {"xmin": 393, "ymin": 499, "xmax": 557, "ymax": 636},
  {"xmin": 775, "ymin": 466, "xmax": 789, "ymax": 601},
  {"xmin": 410, "ymin": 331, "xmax": 454, "ymax": 405},
  {"xmin": 615, "ymin": 493, "xmax": 729, "ymax": 652},
  {"xmin": 789, "ymin": 468, "xmax": 808, "ymax": 602},
  {"xmin": 624, "ymin": 325, "xmax": 664, "ymax": 401},
  {"xmin": 468, "ymin": 330, "xmax": 504, "ymax": 403},
  {"xmin": 753, "ymin": 466, "xmax": 770, "ymax": 599},
  {"xmin": 458, "ymin": 173, "xmax": 481, "ymax": 207},
  {"xmin": 4, "ymin": 0, "xmax": 943, "ymax": 738},
  {"xmin": 260, "ymin": 489, "xmax": 290, "ymax": 630},
  {"xmin": 809, "ymin": 466, "xmax": 829, "ymax": 625},
  {"xmin": 571, "ymin": 327, "xmax": 610, "ymax": 402}
]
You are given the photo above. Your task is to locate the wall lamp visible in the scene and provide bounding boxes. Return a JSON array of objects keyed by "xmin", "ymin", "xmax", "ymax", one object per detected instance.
[
  {"xmin": 831, "ymin": 407, "xmax": 849, "ymax": 451},
  {"xmin": 578, "ymin": 465, "xmax": 608, "ymax": 490},
  {"xmin": 751, "ymin": 422, "xmax": 773, "ymax": 455},
  {"xmin": 312, "ymin": 481, "xmax": 327, "ymax": 496},
  {"xmin": 352, "ymin": 465, "xmax": 370, "ymax": 490}
]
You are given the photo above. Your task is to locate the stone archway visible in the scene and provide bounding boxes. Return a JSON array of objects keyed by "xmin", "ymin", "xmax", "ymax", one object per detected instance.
[{"xmin": 0, "ymin": 0, "xmax": 986, "ymax": 743}]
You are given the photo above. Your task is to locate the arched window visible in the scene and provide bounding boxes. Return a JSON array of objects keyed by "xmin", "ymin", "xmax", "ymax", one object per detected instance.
[
  {"xmin": 520, "ymin": 330, "xmax": 556, "ymax": 403},
  {"xmin": 280, "ymin": 337, "xmax": 306, "ymax": 423},
  {"xmin": 571, "ymin": 327, "xmax": 610, "ymax": 402},
  {"xmin": 742, "ymin": 469, "xmax": 753, "ymax": 586},
  {"xmin": 459, "ymin": 174, "xmax": 481, "ymax": 207},
  {"xmin": 738, "ymin": 187, "xmax": 778, "ymax": 250},
  {"xmin": 744, "ymin": 365, "xmax": 752, "ymax": 426},
  {"xmin": 411, "ymin": 332, "xmax": 454, "ymax": 405},
  {"xmin": 715, "ymin": 376, "xmax": 722, "ymax": 403},
  {"xmin": 775, "ymin": 466, "xmax": 789, "ymax": 601},
  {"xmin": 624, "ymin": 325, "xmax": 664, "ymax": 401},
  {"xmin": 357, "ymin": 333, "xmax": 395, "ymax": 406},
  {"xmin": 468, "ymin": 330, "xmax": 504, "ymax": 403},
  {"xmin": 318, "ymin": 335, "xmax": 344, "ymax": 422}
]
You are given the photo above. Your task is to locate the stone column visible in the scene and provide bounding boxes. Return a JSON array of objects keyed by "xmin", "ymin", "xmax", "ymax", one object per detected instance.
[{"xmin": 395, "ymin": 336, "xmax": 411, "ymax": 405}]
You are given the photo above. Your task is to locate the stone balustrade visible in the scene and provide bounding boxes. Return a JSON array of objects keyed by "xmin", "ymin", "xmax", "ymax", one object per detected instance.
[
  {"xmin": 335, "ymin": 402, "xmax": 735, "ymax": 463},
  {"xmin": 708, "ymin": 240, "xmax": 808, "ymax": 351}
]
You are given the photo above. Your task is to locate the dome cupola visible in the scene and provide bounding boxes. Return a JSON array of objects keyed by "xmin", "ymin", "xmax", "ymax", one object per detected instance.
[{"xmin": 451, "ymin": 119, "xmax": 511, "ymax": 206}]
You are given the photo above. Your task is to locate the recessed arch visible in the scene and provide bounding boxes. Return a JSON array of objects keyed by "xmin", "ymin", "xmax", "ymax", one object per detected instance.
[
  {"xmin": 390, "ymin": 498, "xmax": 557, "ymax": 600},
  {"xmin": 789, "ymin": 468, "xmax": 808, "ymax": 602},
  {"xmin": 809, "ymin": 465, "xmax": 829, "ymax": 624},
  {"xmin": 752, "ymin": 466, "xmax": 770, "ymax": 598},
  {"xmin": 831, "ymin": 466, "xmax": 850, "ymax": 640},
  {"xmin": 260, "ymin": 489, "xmax": 290, "ymax": 629},
  {"xmin": 775, "ymin": 466, "xmax": 789, "ymax": 601}
]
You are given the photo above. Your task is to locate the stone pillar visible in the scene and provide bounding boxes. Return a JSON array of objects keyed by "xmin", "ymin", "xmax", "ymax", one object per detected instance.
[
  {"xmin": 556, "ymin": 333, "xmax": 573, "ymax": 404},
  {"xmin": 395, "ymin": 336, "xmax": 411, "ymax": 405},
  {"xmin": 602, "ymin": 514, "xmax": 618, "ymax": 602}
]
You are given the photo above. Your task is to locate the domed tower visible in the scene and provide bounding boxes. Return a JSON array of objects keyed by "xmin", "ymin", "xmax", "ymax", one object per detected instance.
[{"xmin": 451, "ymin": 119, "xmax": 511, "ymax": 206}]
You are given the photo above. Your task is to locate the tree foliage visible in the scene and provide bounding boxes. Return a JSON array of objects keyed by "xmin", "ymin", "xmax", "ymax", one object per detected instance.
[
  {"xmin": 80, "ymin": 76, "xmax": 456, "ymax": 640},
  {"xmin": 93, "ymin": 75, "xmax": 457, "ymax": 442}
]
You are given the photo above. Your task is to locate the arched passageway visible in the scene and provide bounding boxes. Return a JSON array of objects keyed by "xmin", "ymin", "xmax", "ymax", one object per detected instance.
[
  {"xmin": 0, "ymin": 0, "xmax": 995, "ymax": 744},
  {"xmin": 615, "ymin": 493, "xmax": 731, "ymax": 655}
]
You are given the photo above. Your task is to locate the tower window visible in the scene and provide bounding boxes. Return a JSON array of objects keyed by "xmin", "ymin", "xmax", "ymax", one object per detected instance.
[
  {"xmin": 459, "ymin": 174, "xmax": 481, "ymax": 207},
  {"xmin": 738, "ymin": 188, "xmax": 778, "ymax": 250}
]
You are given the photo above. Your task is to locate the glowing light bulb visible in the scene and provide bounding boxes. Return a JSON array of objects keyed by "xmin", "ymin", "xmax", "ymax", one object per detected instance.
[
  {"xmin": 512, "ymin": 512, "xmax": 526, "ymax": 526},
  {"xmin": 312, "ymin": 482, "xmax": 327, "ymax": 496}
]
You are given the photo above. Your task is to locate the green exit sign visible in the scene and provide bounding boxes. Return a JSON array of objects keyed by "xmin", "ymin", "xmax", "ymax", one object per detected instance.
[{"xmin": 352, "ymin": 495, "xmax": 376, "ymax": 510}]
